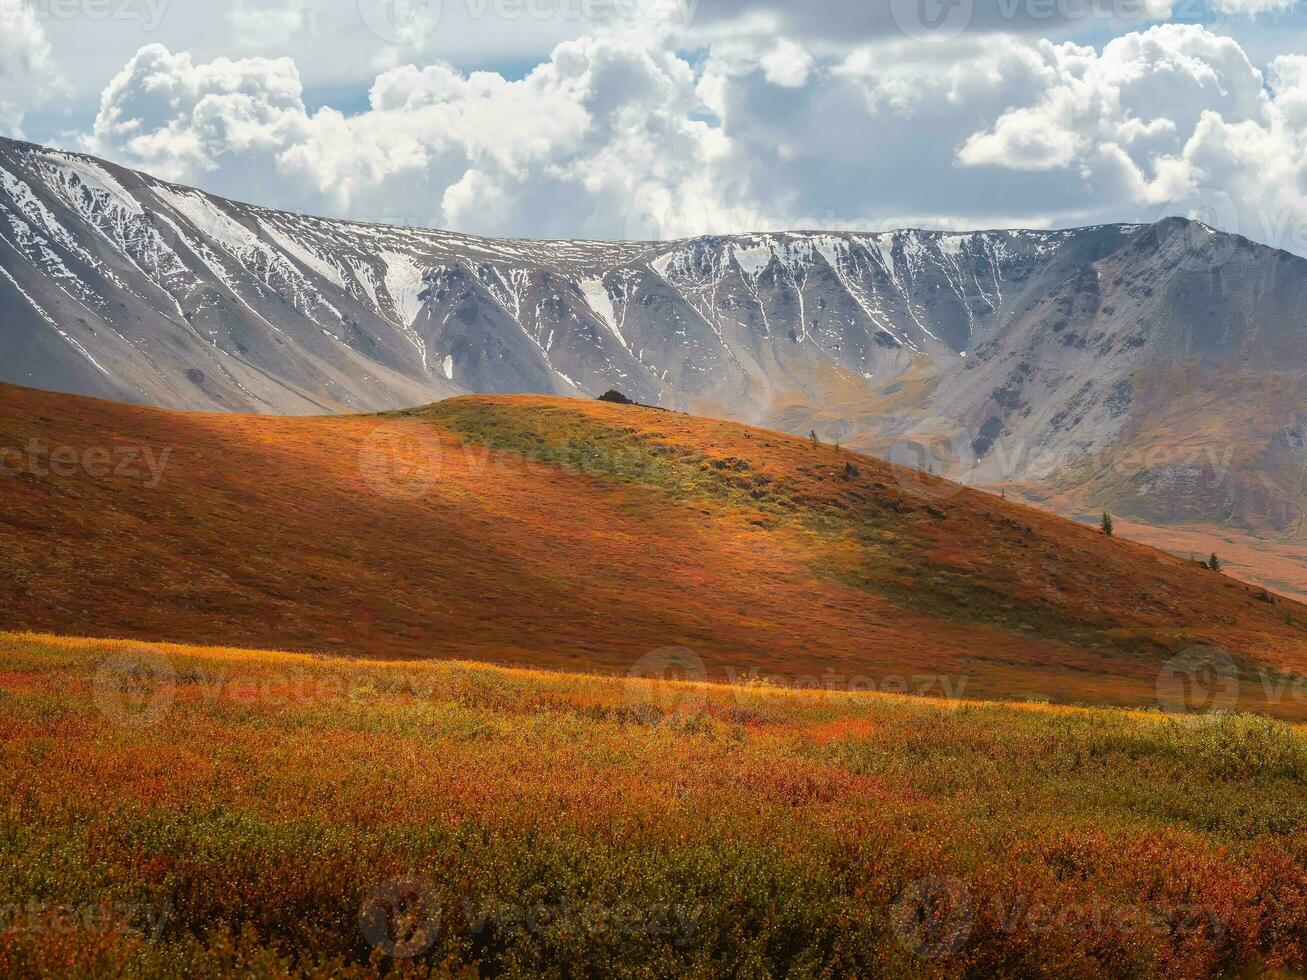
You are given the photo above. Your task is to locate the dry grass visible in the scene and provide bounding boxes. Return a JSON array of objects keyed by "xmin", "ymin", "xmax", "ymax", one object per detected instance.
[
  {"xmin": 1099, "ymin": 520, "xmax": 1307, "ymax": 604},
  {"xmin": 2, "ymin": 631, "xmax": 1305, "ymax": 977},
  {"xmin": 3, "ymin": 382, "xmax": 1307, "ymax": 717}
]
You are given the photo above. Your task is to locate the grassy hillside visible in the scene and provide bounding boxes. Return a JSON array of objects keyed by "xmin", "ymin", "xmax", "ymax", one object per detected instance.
[
  {"xmin": 1079, "ymin": 363, "xmax": 1306, "ymax": 535},
  {"xmin": 1077, "ymin": 519, "xmax": 1307, "ymax": 605},
  {"xmin": 1004, "ymin": 362, "xmax": 1307, "ymax": 602},
  {"xmin": 3, "ymin": 382, "xmax": 1307, "ymax": 716},
  {"xmin": 2, "ymin": 632, "xmax": 1304, "ymax": 977}
]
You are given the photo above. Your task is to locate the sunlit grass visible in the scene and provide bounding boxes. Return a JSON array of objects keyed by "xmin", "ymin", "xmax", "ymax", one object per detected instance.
[{"xmin": 2, "ymin": 632, "xmax": 1304, "ymax": 977}]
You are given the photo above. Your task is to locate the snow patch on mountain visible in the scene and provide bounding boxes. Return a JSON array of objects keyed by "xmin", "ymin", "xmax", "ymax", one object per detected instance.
[
  {"xmin": 42, "ymin": 153, "xmax": 143, "ymax": 218},
  {"xmin": 153, "ymin": 186, "xmax": 259, "ymax": 256},
  {"xmin": 259, "ymin": 218, "xmax": 347, "ymax": 290},
  {"xmin": 348, "ymin": 259, "xmax": 381, "ymax": 310},
  {"xmin": 381, "ymin": 251, "xmax": 427, "ymax": 328},
  {"xmin": 580, "ymin": 277, "xmax": 630, "ymax": 353},
  {"xmin": 732, "ymin": 243, "xmax": 773, "ymax": 278},
  {"xmin": 378, "ymin": 251, "xmax": 431, "ymax": 373}
]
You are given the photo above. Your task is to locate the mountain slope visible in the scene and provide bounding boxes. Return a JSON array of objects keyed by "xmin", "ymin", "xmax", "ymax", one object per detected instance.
[
  {"xmin": 3, "ymin": 136, "xmax": 1306, "ymax": 578},
  {"xmin": 2, "ymin": 381, "xmax": 1306, "ymax": 716},
  {"xmin": 0, "ymin": 135, "xmax": 1138, "ymax": 420}
]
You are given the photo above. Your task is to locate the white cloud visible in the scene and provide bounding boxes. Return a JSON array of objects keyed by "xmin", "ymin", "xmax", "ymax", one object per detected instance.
[
  {"xmin": 227, "ymin": 1, "xmax": 312, "ymax": 48},
  {"xmin": 69, "ymin": 20, "xmax": 1307, "ymax": 256},
  {"xmin": 1209, "ymin": 0, "xmax": 1300, "ymax": 13},
  {"xmin": 83, "ymin": 36, "xmax": 727, "ymax": 238},
  {"xmin": 759, "ymin": 40, "xmax": 813, "ymax": 88},
  {"xmin": 950, "ymin": 24, "xmax": 1307, "ymax": 245},
  {"xmin": 0, "ymin": 0, "xmax": 63, "ymax": 136},
  {"xmin": 958, "ymin": 26, "xmax": 1269, "ymax": 175},
  {"xmin": 85, "ymin": 44, "xmax": 310, "ymax": 185},
  {"xmin": 687, "ymin": 0, "xmax": 1177, "ymax": 43}
]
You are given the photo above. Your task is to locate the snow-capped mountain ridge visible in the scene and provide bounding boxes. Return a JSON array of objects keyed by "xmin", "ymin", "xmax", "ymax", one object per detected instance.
[
  {"xmin": 1, "ymin": 136, "xmax": 1140, "ymax": 413},
  {"xmin": 3, "ymin": 136, "xmax": 1306, "ymax": 545}
]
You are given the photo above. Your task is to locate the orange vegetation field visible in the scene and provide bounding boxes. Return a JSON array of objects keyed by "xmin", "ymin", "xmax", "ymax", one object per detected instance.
[
  {"xmin": 5, "ymin": 382, "xmax": 1307, "ymax": 977},
  {"xmin": 2, "ymin": 382, "xmax": 1307, "ymax": 717},
  {"xmin": 1108, "ymin": 520, "xmax": 1307, "ymax": 604},
  {"xmin": 1, "ymin": 631, "xmax": 1305, "ymax": 978}
]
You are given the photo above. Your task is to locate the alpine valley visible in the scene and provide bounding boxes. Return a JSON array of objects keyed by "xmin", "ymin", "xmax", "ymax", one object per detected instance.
[{"xmin": 2, "ymin": 135, "xmax": 1305, "ymax": 594}]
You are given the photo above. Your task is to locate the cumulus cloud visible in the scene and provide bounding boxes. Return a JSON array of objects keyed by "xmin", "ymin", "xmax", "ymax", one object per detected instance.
[
  {"xmin": 951, "ymin": 25, "xmax": 1307, "ymax": 245},
  {"xmin": 0, "ymin": 0, "xmax": 62, "ymax": 136},
  {"xmin": 1208, "ymin": 0, "xmax": 1300, "ymax": 13},
  {"xmin": 72, "ymin": 19, "xmax": 1307, "ymax": 255},
  {"xmin": 758, "ymin": 40, "xmax": 814, "ymax": 88},
  {"xmin": 957, "ymin": 25, "xmax": 1267, "ymax": 183},
  {"xmin": 687, "ymin": 0, "xmax": 1176, "ymax": 43},
  {"xmin": 83, "ymin": 36, "xmax": 727, "ymax": 238},
  {"xmin": 86, "ymin": 45, "xmax": 308, "ymax": 179},
  {"xmin": 227, "ymin": 1, "xmax": 314, "ymax": 49}
]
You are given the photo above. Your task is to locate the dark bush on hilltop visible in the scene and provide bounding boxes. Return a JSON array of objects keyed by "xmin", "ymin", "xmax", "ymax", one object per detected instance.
[{"xmin": 598, "ymin": 389, "xmax": 634, "ymax": 405}]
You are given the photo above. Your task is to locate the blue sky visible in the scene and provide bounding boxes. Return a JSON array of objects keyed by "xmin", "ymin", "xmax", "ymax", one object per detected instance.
[{"xmin": 4, "ymin": 0, "xmax": 1307, "ymax": 251}]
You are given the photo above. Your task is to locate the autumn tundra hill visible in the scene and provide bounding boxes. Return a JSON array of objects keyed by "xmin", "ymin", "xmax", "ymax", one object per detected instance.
[
  {"xmin": 5, "ymin": 136, "xmax": 1307, "ymax": 605},
  {"xmin": 2, "ymin": 381, "xmax": 1306, "ymax": 716}
]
